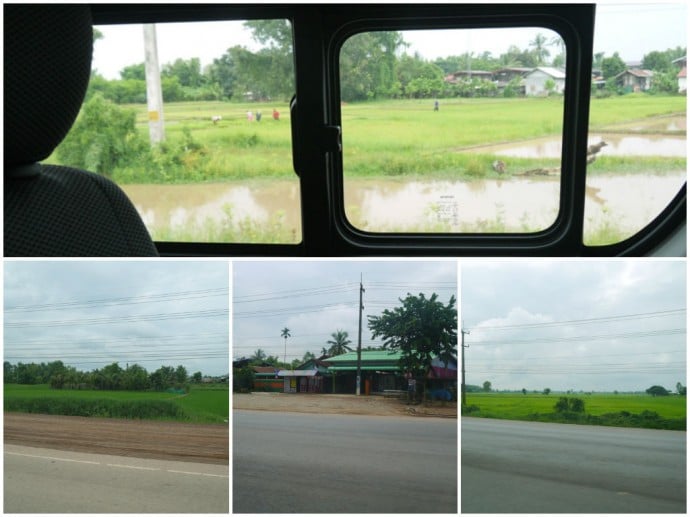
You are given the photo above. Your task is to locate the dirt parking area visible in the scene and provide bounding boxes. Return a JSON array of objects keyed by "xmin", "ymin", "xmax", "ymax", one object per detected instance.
[
  {"xmin": 233, "ymin": 392, "xmax": 457, "ymax": 418},
  {"xmin": 4, "ymin": 413, "xmax": 228, "ymax": 464}
]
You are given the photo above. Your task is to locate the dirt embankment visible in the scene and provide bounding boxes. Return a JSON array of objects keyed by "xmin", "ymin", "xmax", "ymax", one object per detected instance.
[
  {"xmin": 233, "ymin": 392, "xmax": 457, "ymax": 418},
  {"xmin": 4, "ymin": 413, "xmax": 228, "ymax": 465}
]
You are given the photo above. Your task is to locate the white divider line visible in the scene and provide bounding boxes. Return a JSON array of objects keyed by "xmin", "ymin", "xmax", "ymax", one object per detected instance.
[
  {"xmin": 6, "ymin": 451, "xmax": 100, "ymax": 465},
  {"xmin": 166, "ymin": 469, "xmax": 229, "ymax": 478},
  {"xmin": 107, "ymin": 463, "xmax": 161, "ymax": 471}
]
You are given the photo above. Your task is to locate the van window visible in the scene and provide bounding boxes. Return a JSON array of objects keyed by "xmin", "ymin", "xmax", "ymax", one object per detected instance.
[
  {"xmin": 49, "ymin": 20, "xmax": 301, "ymax": 244},
  {"xmin": 583, "ymin": 2, "xmax": 687, "ymax": 246},
  {"xmin": 339, "ymin": 27, "xmax": 566, "ymax": 234}
]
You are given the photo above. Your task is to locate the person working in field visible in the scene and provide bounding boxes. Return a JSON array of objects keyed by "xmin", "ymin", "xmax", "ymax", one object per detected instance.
[{"xmin": 272, "ymin": 108, "xmax": 280, "ymax": 120}]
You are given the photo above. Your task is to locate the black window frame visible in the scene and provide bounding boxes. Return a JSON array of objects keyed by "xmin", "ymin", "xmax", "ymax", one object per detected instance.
[{"xmin": 89, "ymin": 3, "xmax": 686, "ymax": 257}]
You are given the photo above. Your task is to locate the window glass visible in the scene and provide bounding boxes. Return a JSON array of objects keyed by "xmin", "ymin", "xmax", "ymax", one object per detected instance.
[
  {"xmin": 49, "ymin": 20, "xmax": 301, "ymax": 244},
  {"xmin": 583, "ymin": 2, "xmax": 686, "ymax": 246},
  {"xmin": 339, "ymin": 28, "xmax": 566, "ymax": 234}
]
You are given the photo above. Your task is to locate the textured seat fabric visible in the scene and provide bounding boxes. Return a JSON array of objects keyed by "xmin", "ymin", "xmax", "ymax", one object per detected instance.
[
  {"xmin": 5, "ymin": 166, "xmax": 158, "ymax": 257},
  {"xmin": 4, "ymin": 5, "xmax": 158, "ymax": 256}
]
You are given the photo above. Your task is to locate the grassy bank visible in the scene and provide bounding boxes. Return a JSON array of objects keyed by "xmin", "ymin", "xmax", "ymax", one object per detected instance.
[
  {"xmin": 4, "ymin": 384, "xmax": 228, "ymax": 424},
  {"xmin": 64, "ymin": 95, "xmax": 684, "ymax": 184},
  {"xmin": 463, "ymin": 392, "xmax": 686, "ymax": 430}
]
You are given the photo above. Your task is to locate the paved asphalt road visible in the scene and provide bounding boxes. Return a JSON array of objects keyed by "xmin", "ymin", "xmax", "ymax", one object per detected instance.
[
  {"xmin": 462, "ymin": 417, "xmax": 686, "ymax": 513},
  {"xmin": 233, "ymin": 410, "xmax": 457, "ymax": 513},
  {"xmin": 4, "ymin": 444, "xmax": 229, "ymax": 513}
]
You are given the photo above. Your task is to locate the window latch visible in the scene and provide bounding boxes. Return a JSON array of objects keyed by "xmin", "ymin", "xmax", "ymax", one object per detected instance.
[{"xmin": 320, "ymin": 125, "xmax": 342, "ymax": 153}]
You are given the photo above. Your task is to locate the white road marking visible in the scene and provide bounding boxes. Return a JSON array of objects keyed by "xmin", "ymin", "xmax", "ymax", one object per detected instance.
[
  {"xmin": 166, "ymin": 469, "xmax": 229, "ymax": 478},
  {"xmin": 7, "ymin": 450, "xmax": 228, "ymax": 478},
  {"xmin": 6, "ymin": 451, "xmax": 100, "ymax": 465},
  {"xmin": 107, "ymin": 463, "xmax": 161, "ymax": 471}
]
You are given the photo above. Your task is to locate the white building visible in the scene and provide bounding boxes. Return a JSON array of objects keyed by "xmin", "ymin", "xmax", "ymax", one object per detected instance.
[{"xmin": 524, "ymin": 67, "xmax": 566, "ymax": 96}]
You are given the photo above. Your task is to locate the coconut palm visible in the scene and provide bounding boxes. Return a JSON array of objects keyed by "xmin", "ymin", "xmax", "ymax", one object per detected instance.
[
  {"xmin": 529, "ymin": 33, "xmax": 550, "ymax": 66},
  {"xmin": 327, "ymin": 329, "xmax": 353, "ymax": 356},
  {"xmin": 250, "ymin": 348, "xmax": 267, "ymax": 364},
  {"xmin": 280, "ymin": 327, "xmax": 291, "ymax": 367}
]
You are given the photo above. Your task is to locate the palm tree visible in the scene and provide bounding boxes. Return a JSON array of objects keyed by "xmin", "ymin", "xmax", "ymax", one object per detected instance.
[
  {"xmin": 327, "ymin": 329, "xmax": 353, "ymax": 356},
  {"xmin": 250, "ymin": 348, "xmax": 267, "ymax": 364},
  {"xmin": 280, "ymin": 327, "xmax": 291, "ymax": 367},
  {"xmin": 529, "ymin": 33, "xmax": 550, "ymax": 66}
]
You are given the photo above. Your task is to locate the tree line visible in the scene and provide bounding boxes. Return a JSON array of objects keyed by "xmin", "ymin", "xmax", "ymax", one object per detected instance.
[
  {"xmin": 91, "ymin": 22, "xmax": 687, "ymax": 105},
  {"xmin": 3, "ymin": 360, "xmax": 207, "ymax": 392}
]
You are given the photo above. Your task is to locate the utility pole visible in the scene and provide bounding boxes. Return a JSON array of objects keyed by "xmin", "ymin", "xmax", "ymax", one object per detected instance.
[
  {"xmin": 461, "ymin": 327, "xmax": 469, "ymax": 406},
  {"xmin": 143, "ymin": 24, "xmax": 165, "ymax": 145},
  {"xmin": 356, "ymin": 275, "xmax": 365, "ymax": 396}
]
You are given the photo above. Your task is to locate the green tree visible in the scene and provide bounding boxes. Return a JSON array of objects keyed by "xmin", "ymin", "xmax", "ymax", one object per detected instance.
[
  {"xmin": 281, "ymin": 327, "xmax": 291, "ymax": 367},
  {"xmin": 529, "ymin": 33, "xmax": 551, "ymax": 65},
  {"xmin": 642, "ymin": 50, "xmax": 673, "ymax": 72},
  {"xmin": 207, "ymin": 49, "xmax": 238, "ymax": 99},
  {"xmin": 340, "ymin": 31, "xmax": 406, "ymax": 101},
  {"xmin": 646, "ymin": 385, "xmax": 670, "ymax": 397},
  {"xmin": 250, "ymin": 348, "xmax": 268, "ymax": 364},
  {"xmin": 120, "ymin": 62, "xmax": 146, "ymax": 81},
  {"xmin": 543, "ymin": 387, "xmax": 551, "ymax": 395},
  {"xmin": 521, "ymin": 388, "xmax": 527, "ymax": 395},
  {"xmin": 368, "ymin": 292, "xmax": 457, "ymax": 400},
  {"xmin": 676, "ymin": 382, "xmax": 686, "ymax": 396},
  {"xmin": 601, "ymin": 52, "xmax": 626, "ymax": 80},
  {"xmin": 326, "ymin": 329, "xmax": 353, "ymax": 356},
  {"xmin": 175, "ymin": 365, "xmax": 188, "ymax": 385},
  {"xmin": 123, "ymin": 363, "xmax": 149, "ymax": 391},
  {"xmin": 242, "ymin": 20, "xmax": 295, "ymax": 100},
  {"xmin": 482, "ymin": 380, "xmax": 492, "ymax": 392},
  {"xmin": 56, "ymin": 93, "xmax": 147, "ymax": 175},
  {"xmin": 162, "ymin": 57, "xmax": 205, "ymax": 88},
  {"xmin": 192, "ymin": 371, "xmax": 203, "ymax": 384}
]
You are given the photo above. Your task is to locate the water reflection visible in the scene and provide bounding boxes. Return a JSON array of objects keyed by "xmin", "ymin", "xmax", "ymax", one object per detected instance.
[
  {"xmin": 471, "ymin": 134, "xmax": 686, "ymax": 159},
  {"xmin": 122, "ymin": 172, "xmax": 685, "ymax": 244}
]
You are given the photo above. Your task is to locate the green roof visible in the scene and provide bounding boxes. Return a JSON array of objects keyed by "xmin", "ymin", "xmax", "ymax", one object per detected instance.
[{"xmin": 326, "ymin": 350, "xmax": 402, "ymax": 363}]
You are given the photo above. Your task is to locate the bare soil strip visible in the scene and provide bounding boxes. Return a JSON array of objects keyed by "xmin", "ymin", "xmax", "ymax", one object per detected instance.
[
  {"xmin": 233, "ymin": 392, "xmax": 457, "ymax": 418},
  {"xmin": 4, "ymin": 413, "xmax": 228, "ymax": 465}
]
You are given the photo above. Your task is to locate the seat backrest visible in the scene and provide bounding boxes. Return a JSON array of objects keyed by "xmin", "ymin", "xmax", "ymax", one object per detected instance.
[{"xmin": 4, "ymin": 5, "xmax": 158, "ymax": 256}]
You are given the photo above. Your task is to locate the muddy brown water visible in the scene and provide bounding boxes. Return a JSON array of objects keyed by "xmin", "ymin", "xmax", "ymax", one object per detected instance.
[{"xmin": 123, "ymin": 170, "xmax": 685, "ymax": 241}]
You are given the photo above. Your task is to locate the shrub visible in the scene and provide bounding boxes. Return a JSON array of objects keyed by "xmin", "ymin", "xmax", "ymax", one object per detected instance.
[{"xmin": 56, "ymin": 93, "xmax": 148, "ymax": 176}]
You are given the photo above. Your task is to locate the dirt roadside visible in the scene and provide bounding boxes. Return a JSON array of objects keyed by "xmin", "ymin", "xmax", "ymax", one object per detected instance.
[
  {"xmin": 4, "ymin": 412, "xmax": 229, "ymax": 465},
  {"xmin": 233, "ymin": 392, "xmax": 458, "ymax": 418}
]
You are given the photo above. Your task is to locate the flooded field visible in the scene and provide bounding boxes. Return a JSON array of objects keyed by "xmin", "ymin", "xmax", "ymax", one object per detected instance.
[{"xmin": 122, "ymin": 170, "xmax": 685, "ymax": 244}]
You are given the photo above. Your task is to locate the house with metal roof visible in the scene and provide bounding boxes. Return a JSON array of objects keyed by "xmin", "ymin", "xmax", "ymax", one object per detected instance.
[
  {"xmin": 325, "ymin": 349, "xmax": 404, "ymax": 395},
  {"xmin": 615, "ymin": 68, "xmax": 654, "ymax": 92},
  {"xmin": 524, "ymin": 67, "xmax": 566, "ymax": 96}
]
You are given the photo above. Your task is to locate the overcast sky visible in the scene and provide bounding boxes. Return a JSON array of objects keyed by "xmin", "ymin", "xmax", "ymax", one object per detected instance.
[
  {"xmin": 92, "ymin": 2, "xmax": 687, "ymax": 80},
  {"xmin": 461, "ymin": 260, "xmax": 686, "ymax": 393},
  {"xmin": 232, "ymin": 260, "xmax": 457, "ymax": 365},
  {"xmin": 4, "ymin": 261, "xmax": 229, "ymax": 376}
]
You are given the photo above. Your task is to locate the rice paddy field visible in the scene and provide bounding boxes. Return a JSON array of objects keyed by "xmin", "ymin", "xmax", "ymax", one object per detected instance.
[
  {"xmin": 464, "ymin": 392, "xmax": 687, "ymax": 430},
  {"xmin": 106, "ymin": 94, "xmax": 685, "ymax": 184},
  {"xmin": 4, "ymin": 384, "xmax": 229, "ymax": 424}
]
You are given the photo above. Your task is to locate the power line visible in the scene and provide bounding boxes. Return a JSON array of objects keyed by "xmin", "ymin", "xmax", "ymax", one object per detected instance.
[
  {"xmin": 469, "ymin": 328, "xmax": 685, "ymax": 346},
  {"xmin": 469, "ymin": 308, "xmax": 685, "ymax": 331},
  {"xmin": 5, "ymin": 287, "xmax": 228, "ymax": 312},
  {"xmin": 5, "ymin": 309, "xmax": 229, "ymax": 328}
]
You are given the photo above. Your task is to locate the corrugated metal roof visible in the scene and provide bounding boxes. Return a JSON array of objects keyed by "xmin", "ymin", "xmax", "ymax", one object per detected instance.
[
  {"xmin": 277, "ymin": 370, "xmax": 318, "ymax": 377},
  {"xmin": 328, "ymin": 365, "xmax": 401, "ymax": 372},
  {"xmin": 528, "ymin": 67, "xmax": 566, "ymax": 79},
  {"xmin": 326, "ymin": 350, "xmax": 402, "ymax": 363}
]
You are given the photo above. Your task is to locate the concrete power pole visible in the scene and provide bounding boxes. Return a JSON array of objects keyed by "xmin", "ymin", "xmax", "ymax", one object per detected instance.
[
  {"xmin": 461, "ymin": 328, "xmax": 470, "ymax": 406},
  {"xmin": 356, "ymin": 275, "xmax": 365, "ymax": 396},
  {"xmin": 143, "ymin": 24, "xmax": 165, "ymax": 145}
]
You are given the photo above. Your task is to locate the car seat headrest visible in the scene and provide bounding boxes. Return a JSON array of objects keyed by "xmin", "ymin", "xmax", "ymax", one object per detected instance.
[{"xmin": 4, "ymin": 5, "xmax": 93, "ymax": 168}]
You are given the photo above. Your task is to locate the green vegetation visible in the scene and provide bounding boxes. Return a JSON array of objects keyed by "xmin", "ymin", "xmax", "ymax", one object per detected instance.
[
  {"xmin": 4, "ymin": 383, "xmax": 228, "ymax": 424},
  {"xmin": 463, "ymin": 392, "xmax": 686, "ymax": 430},
  {"xmin": 49, "ymin": 95, "xmax": 686, "ymax": 185}
]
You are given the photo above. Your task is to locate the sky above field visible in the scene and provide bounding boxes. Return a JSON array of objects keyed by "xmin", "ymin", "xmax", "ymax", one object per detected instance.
[
  {"xmin": 92, "ymin": 1, "xmax": 687, "ymax": 80},
  {"xmin": 461, "ymin": 260, "xmax": 686, "ymax": 393},
  {"xmin": 232, "ymin": 260, "xmax": 457, "ymax": 365},
  {"xmin": 4, "ymin": 261, "xmax": 229, "ymax": 376}
]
